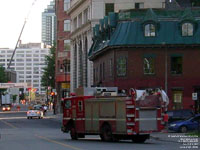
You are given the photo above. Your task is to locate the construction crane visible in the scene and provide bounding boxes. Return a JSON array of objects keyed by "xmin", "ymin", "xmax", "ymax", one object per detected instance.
[{"xmin": 7, "ymin": 0, "xmax": 38, "ymax": 69}]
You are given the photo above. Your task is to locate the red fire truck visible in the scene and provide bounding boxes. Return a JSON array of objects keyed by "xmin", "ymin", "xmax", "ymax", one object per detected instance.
[{"xmin": 61, "ymin": 87, "xmax": 168, "ymax": 143}]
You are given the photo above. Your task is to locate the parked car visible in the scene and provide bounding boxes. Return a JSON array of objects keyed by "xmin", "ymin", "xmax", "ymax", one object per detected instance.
[
  {"xmin": 2, "ymin": 105, "xmax": 11, "ymax": 111},
  {"xmin": 167, "ymin": 109, "xmax": 194, "ymax": 123},
  {"xmin": 168, "ymin": 114, "xmax": 200, "ymax": 133},
  {"xmin": 27, "ymin": 105, "xmax": 44, "ymax": 119}
]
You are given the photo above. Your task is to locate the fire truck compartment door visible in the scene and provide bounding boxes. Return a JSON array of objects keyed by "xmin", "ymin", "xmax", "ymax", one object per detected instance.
[
  {"xmin": 85, "ymin": 101, "xmax": 99, "ymax": 132},
  {"xmin": 139, "ymin": 109, "xmax": 157, "ymax": 131},
  {"xmin": 116, "ymin": 101, "xmax": 126, "ymax": 133}
]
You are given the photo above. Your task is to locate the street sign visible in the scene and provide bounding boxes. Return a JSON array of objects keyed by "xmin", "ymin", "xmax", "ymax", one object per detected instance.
[{"xmin": 192, "ymin": 93, "xmax": 198, "ymax": 100}]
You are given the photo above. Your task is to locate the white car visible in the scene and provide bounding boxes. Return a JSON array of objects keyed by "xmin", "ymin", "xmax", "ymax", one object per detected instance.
[{"xmin": 27, "ymin": 109, "xmax": 44, "ymax": 119}]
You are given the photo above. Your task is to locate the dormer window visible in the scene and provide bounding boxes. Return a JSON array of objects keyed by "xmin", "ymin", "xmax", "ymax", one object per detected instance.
[
  {"xmin": 144, "ymin": 24, "xmax": 156, "ymax": 37},
  {"xmin": 182, "ymin": 23, "xmax": 193, "ymax": 36}
]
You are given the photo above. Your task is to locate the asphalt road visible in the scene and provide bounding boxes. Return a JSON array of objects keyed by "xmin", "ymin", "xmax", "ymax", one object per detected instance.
[{"xmin": 0, "ymin": 106, "xmax": 194, "ymax": 150}]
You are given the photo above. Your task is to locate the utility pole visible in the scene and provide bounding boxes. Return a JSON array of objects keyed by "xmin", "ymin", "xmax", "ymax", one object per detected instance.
[{"xmin": 165, "ymin": 45, "xmax": 168, "ymax": 94}]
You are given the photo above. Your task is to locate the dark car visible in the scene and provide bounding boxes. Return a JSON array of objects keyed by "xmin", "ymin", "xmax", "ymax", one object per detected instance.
[
  {"xmin": 167, "ymin": 109, "xmax": 194, "ymax": 123},
  {"xmin": 168, "ymin": 114, "xmax": 200, "ymax": 133}
]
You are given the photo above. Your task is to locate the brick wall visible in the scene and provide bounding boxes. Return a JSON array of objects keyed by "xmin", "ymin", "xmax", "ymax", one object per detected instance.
[{"xmin": 92, "ymin": 46, "xmax": 200, "ymax": 110}]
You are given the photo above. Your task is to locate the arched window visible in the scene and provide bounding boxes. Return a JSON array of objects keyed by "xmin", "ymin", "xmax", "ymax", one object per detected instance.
[
  {"xmin": 144, "ymin": 24, "xmax": 156, "ymax": 37},
  {"xmin": 182, "ymin": 23, "xmax": 193, "ymax": 36}
]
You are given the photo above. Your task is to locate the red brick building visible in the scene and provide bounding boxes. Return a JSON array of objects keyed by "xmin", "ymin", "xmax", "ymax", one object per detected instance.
[
  {"xmin": 89, "ymin": 9, "xmax": 200, "ymax": 112},
  {"xmin": 55, "ymin": 0, "xmax": 71, "ymax": 111}
]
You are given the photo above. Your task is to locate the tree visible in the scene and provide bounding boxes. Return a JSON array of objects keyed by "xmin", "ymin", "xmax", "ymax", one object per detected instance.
[
  {"xmin": 41, "ymin": 44, "xmax": 56, "ymax": 89},
  {"xmin": 0, "ymin": 66, "xmax": 8, "ymax": 83},
  {"xmin": 191, "ymin": 0, "xmax": 200, "ymax": 6}
]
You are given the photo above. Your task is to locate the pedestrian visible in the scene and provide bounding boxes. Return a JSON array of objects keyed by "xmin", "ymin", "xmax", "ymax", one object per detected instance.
[
  {"xmin": 53, "ymin": 102, "xmax": 56, "ymax": 115},
  {"xmin": 43, "ymin": 105, "xmax": 48, "ymax": 116},
  {"xmin": 163, "ymin": 111, "xmax": 169, "ymax": 132}
]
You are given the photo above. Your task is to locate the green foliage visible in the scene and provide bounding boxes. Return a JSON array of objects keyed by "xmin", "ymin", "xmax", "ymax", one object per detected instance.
[
  {"xmin": 41, "ymin": 44, "xmax": 56, "ymax": 89},
  {"xmin": 191, "ymin": 0, "xmax": 200, "ymax": 6},
  {"xmin": 0, "ymin": 66, "xmax": 8, "ymax": 83}
]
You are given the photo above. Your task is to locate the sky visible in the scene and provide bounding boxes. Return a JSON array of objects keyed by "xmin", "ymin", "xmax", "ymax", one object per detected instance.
[{"xmin": 0, "ymin": 0, "xmax": 52, "ymax": 48}]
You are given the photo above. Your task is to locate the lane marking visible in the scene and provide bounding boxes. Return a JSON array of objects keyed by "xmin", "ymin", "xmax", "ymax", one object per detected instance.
[
  {"xmin": 0, "ymin": 117, "xmax": 27, "ymax": 120},
  {"xmin": 0, "ymin": 119, "xmax": 17, "ymax": 129},
  {"xmin": 35, "ymin": 135, "xmax": 83, "ymax": 150}
]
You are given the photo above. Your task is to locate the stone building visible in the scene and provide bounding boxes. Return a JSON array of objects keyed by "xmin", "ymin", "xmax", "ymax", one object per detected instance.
[{"xmin": 89, "ymin": 8, "xmax": 200, "ymax": 111}]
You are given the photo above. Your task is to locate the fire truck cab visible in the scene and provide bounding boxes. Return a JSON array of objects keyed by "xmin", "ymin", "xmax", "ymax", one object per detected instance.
[{"xmin": 61, "ymin": 87, "xmax": 168, "ymax": 143}]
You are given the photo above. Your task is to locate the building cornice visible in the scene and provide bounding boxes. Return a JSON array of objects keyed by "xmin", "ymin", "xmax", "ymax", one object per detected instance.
[{"xmin": 67, "ymin": 0, "xmax": 86, "ymax": 15}]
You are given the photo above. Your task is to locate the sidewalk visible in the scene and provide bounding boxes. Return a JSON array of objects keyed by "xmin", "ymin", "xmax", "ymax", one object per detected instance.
[
  {"xmin": 45, "ymin": 110, "xmax": 63, "ymax": 122},
  {"xmin": 151, "ymin": 132, "xmax": 200, "ymax": 143}
]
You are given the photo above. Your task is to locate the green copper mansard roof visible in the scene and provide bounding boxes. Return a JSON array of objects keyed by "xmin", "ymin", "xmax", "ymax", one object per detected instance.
[{"xmin": 88, "ymin": 8, "xmax": 200, "ymax": 59}]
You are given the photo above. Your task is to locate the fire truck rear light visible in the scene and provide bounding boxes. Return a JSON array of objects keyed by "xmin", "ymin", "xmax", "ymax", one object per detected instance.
[
  {"xmin": 127, "ymin": 114, "xmax": 135, "ymax": 117},
  {"xmin": 126, "ymin": 105, "xmax": 134, "ymax": 109}
]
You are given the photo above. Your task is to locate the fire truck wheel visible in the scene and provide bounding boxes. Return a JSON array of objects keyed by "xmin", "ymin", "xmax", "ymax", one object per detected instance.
[
  {"xmin": 70, "ymin": 127, "xmax": 78, "ymax": 140},
  {"xmin": 101, "ymin": 125, "xmax": 113, "ymax": 142}
]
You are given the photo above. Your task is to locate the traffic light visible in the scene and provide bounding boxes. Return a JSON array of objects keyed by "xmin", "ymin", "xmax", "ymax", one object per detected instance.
[{"xmin": 50, "ymin": 92, "xmax": 55, "ymax": 96}]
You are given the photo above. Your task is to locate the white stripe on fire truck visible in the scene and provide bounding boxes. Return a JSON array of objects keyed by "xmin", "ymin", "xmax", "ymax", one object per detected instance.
[
  {"xmin": 126, "ymin": 114, "xmax": 135, "ymax": 117},
  {"xmin": 135, "ymin": 118, "xmax": 162, "ymax": 121},
  {"xmin": 126, "ymin": 105, "xmax": 135, "ymax": 108},
  {"xmin": 64, "ymin": 118, "xmax": 127, "ymax": 121},
  {"xmin": 127, "ymin": 122, "xmax": 135, "ymax": 126},
  {"xmin": 63, "ymin": 118, "xmax": 71, "ymax": 120}
]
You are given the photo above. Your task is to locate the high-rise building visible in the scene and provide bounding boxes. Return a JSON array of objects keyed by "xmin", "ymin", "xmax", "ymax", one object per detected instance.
[
  {"xmin": 42, "ymin": 0, "xmax": 56, "ymax": 46},
  {"xmin": 0, "ymin": 43, "xmax": 49, "ymax": 94}
]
